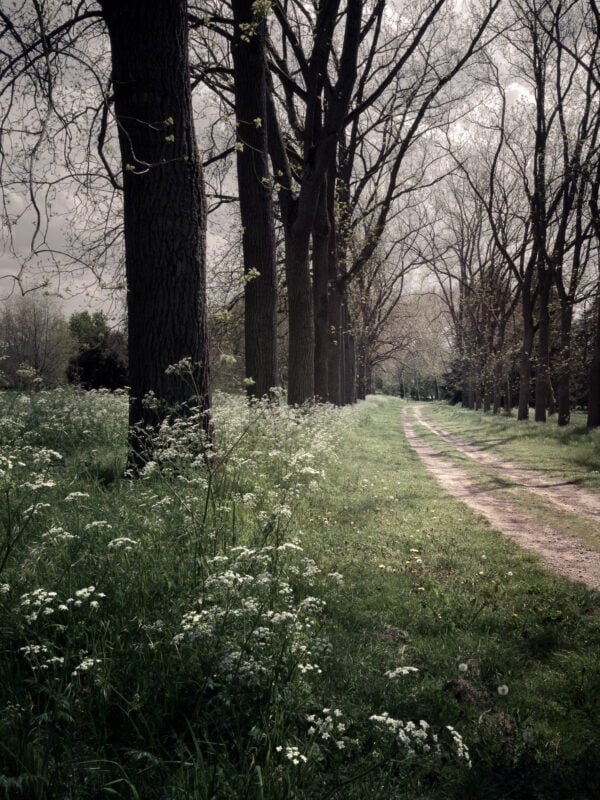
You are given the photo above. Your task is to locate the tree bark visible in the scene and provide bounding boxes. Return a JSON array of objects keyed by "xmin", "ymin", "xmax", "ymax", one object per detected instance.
[
  {"xmin": 231, "ymin": 0, "xmax": 278, "ymax": 398},
  {"xmin": 556, "ymin": 302, "xmax": 573, "ymax": 426},
  {"xmin": 518, "ymin": 290, "xmax": 535, "ymax": 420},
  {"xmin": 100, "ymin": 0, "xmax": 210, "ymax": 458},
  {"xmin": 313, "ymin": 181, "xmax": 331, "ymax": 400},
  {"xmin": 588, "ymin": 290, "xmax": 600, "ymax": 428},
  {"xmin": 534, "ymin": 262, "xmax": 552, "ymax": 422}
]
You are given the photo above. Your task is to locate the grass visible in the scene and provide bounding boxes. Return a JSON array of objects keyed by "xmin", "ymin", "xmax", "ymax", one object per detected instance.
[
  {"xmin": 408, "ymin": 410, "xmax": 600, "ymax": 553},
  {"xmin": 1, "ymin": 390, "xmax": 600, "ymax": 798},
  {"xmin": 307, "ymin": 396, "xmax": 600, "ymax": 799},
  {"xmin": 417, "ymin": 403, "xmax": 600, "ymax": 492}
]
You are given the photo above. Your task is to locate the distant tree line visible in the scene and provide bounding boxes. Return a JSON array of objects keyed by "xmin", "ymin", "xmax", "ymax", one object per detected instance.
[
  {"xmin": 0, "ymin": 298, "xmax": 127, "ymax": 391},
  {"xmin": 421, "ymin": 0, "xmax": 600, "ymax": 428}
]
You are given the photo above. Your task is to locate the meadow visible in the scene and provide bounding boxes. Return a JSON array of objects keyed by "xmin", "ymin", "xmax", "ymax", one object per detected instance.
[{"xmin": 1, "ymin": 390, "xmax": 599, "ymax": 799}]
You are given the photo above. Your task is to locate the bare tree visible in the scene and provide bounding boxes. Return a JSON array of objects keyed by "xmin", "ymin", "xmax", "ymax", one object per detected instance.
[{"xmin": 1, "ymin": 1, "xmax": 212, "ymax": 460}]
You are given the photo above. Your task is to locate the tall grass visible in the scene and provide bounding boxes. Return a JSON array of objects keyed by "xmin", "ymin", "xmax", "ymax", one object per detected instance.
[{"xmin": 0, "ymin": 389, "xmax": 468, "ymax": 799}]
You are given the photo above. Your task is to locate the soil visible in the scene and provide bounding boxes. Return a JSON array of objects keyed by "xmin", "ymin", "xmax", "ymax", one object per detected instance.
[
  {"xmin": 412, "ymin": 406, "xmax": 600, "ymax": 522},
  {"xmin": 402, "ymin": 406, "xmax": 600, "ymax": 591}
]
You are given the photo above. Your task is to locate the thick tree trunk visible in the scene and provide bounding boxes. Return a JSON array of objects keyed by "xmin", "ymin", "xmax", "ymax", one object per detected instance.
[
  {"xmin": 365, "ymin": 364, "xmax": 373, "ymax": 396},
  {"xmin": 101, "ymin": 0, "xmax": 210, "ymax": 457},
  {"xmin": 231, "ymin": 0, "xmax": 278, "ymax": 398},
  {"xmin": 342, "ymin": 308, "xmax": 356, "ymax": 405},
  {"xmin": 286, "ymin": 225, "xmax": 315, "ymax": 405},
  {"xmin": 556, "ymin": 302, "xmax": 573, "ymax": 426},
  {"xmin": 327, "ymin": 281, "xmax": 343, "ymax": 405},
  {"xmin": 518, "ymin": 294, "xmax": 535, "ymax": 420},
  {"xmin": 535, "ymin": 266, "xmax": 552, "ymax": 422},
  {"xmin": 313, "ymin": 182, "xmax": 331, "ymax": 400},
  {"xmin": 588, "ymin": 291, "xmax": 600, "ymax": 428},
  {"xmin": 356, "ymin": 346, "xmax": 366, "ymax": 400}
]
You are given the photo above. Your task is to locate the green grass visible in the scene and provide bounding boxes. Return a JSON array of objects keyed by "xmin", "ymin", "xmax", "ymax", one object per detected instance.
[
  {"xmin": 408, "ymin": 411, "xmax": 600, "ymax": 553},
  {"xmin": 305, "ymin": 396, "xmax": 600, "ymax": 799},
  {"xmin": 1, "ymin": 390, "xmax": 600, "ymax": 798},
  {"xmin": 417, "ymin": 402, "xmax": 600, "ymax": 492}
]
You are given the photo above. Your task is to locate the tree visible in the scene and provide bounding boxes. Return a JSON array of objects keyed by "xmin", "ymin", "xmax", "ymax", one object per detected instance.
[
  {"xmin": 231, "ymin": 0, "xmax": 278, "ymax": 398},
  {"xmin": 1, "ymin": 1, "xmax": 211, "ymax": 459},
  {"xmin": 0, "ymin": 295, "xmax": 72, "ymax": 387}
]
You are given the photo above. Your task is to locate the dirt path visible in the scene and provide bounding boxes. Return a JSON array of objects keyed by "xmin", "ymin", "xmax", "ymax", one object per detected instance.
[
  {"xmin": 402, "ymin": 407, "xmax": 600, "ymax": 591},
  {"xmin": 412, "ymin": 405, "xmax": 600, "ymax": 522}
]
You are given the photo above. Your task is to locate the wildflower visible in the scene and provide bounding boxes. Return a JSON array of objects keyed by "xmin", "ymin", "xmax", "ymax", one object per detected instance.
[
  {"xmin": 458, "ymin": 663, "xmax": 469, "ymax": 672},
  {"xmin": 71, "ymin": 656, "xmax": 102, "ymax": 676},
  {"xmin": 497, "ymin": 684, "xmax": 509, "ymax": 696},
  {"xmin": 276, "ymin": 745, "xmax": 308, "ymax": 765},
  {"xmin": 385, "ymin": 666, "xmax": 419, "ymax": 679},
  {"xmin": 64, "ymin": 492, "xmax": 90, "ymax": 502},
  {"xmin": 108, "ymin": 537, "xmax": 139, "ymax": 550}
]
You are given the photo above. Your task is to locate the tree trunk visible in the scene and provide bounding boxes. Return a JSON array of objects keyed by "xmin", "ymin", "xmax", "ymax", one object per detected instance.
[
  {"xmin": 554, "ymin": 301, "xmax": 572, "ymax": 425},
  {"xmin": 342, "ymin": 309, "xmax": 356, "ymax": 405},
  {"xmin": 518, "ymin": 295, "xmax": 535, "ymax": 420},
  {"xmin": 356, "ymin": 344, "xmax": 366, "ymax": 400},
  {"xmin": 100, "ymin": 0, "xmax": 210, "ymax": 459},
  {"xmin": 588, "ymin": 290, "xmax": 600, "ymax": 428},
  {"xmin": 365, "ymin": 364, "xmax": 373, "ymax": 395},
  {"xmin": 231, "ymin": 0, "xmax": 278, "ymax": 398},
  {"xmin": 327, "ymin": 281, "xmax": 343, "ymax": 405},
  {"xmin": 535, "ymin": 266, "xmax": 552, "ymax": 422},
  {"xmin": 286, "ymin": 224, "xmax": 315, "ymax": 405},
  {"xmin": 313, "ymin": 181, "xmax": 331, "ymax": 400}
]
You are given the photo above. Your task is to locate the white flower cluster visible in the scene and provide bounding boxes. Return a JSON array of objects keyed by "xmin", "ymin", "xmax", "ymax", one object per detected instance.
[
  {"xmin": 20, "ymin": 644, "xmax": 65, "ymax": 671},
  {"xmin": 275, "ymin": 745, "xmax": 307, "ymax": 765},
  {"xmin": 71, "ymin": 654, "xmax": 102, "ymax": 677},
  {"xmin": 19, "ymin": 585, "xmax": 105, "ymax": 622},
  {"xmin": 370, "ymin": 714, "xmax": 438, "ymax": 757},
  {"xmin": 107, "ymin": 537, "xmax": 139, "ymax": 551},
  {"xmin": 384, "ymin": 666, "xmax": 419, "ymax": 679},
  {"xmin": 446, "ymin": 724, "xmax": 472, "ymax": 767},
  {"xmin": 307, "ymin": 708, "xmax": 349, "ymax": 750},
  {"xmin": 174, "ymin": 544, "xmax": 330, "ymax": 687},
  {"xmin": 42, "ymin": 526, "xmax": 77, "ymax": 543}
]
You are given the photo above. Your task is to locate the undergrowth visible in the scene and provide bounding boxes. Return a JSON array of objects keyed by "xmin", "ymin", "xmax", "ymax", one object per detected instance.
[{"xmin": 0, "ymin": 389, "xmax": 471, "ymax": 799}]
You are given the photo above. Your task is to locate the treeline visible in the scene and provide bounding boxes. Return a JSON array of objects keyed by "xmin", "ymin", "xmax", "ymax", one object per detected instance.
[
  {"xmin": 0, "ymin": 299, "xmax": 127, "ymax": 391},
  {"xmin": 422, "ymin": 0, "xmax": 600, "ymax": 428},
  {"xmin": 1, "ymin": 0, "xmax": 598, "ymax": 454}
]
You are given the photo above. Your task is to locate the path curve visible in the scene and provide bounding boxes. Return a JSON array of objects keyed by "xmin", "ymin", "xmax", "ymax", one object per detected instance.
[
  {"xmin": 412, "ymin": 405, "xmax": 600, "ymax": 522},
  {"xmin": 402, "ymin": 407, "xmax": 600, "ymax": 591}
]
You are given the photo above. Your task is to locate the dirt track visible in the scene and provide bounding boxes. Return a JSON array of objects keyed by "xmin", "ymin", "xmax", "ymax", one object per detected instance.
[{"xmin": 402, "ymin": 406, "xmax": 600, "ymax": 591}]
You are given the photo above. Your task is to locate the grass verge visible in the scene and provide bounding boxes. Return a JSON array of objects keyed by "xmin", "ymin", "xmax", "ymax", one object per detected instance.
[{"xmin": 1, "ymin": 391, "xmax": 599, "ymax": 799}]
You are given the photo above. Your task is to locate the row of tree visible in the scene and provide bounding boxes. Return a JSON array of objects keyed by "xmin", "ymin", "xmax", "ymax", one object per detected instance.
[
  {"xmin": 1, "ymin": 0, "xmax": 599, "ymax": 456},
  {"xmin": 423, "ymin": 0, "xmax": 600, "ymax": 427}
]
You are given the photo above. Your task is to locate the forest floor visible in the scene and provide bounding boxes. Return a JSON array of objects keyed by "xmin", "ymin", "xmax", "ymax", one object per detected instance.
[{"xmin": 403, "ymin": 404, "xmax": 600, "ymax": 590}]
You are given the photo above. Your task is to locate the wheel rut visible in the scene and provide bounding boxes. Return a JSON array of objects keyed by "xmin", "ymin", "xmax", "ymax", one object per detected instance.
[
  {"xmin": 412, "ymin": 405, "xmax": 600, "ymax": 522},
  {"xmin": 402, "ymin": 406, "xmax": 600, "ymax": 591}
]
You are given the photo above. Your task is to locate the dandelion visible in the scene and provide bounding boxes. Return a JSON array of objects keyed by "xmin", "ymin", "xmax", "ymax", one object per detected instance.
[
  {"xmin": 497, "ymin": 684, "xmax": 509, "ymax": 696},
  {"xmin": 458, "ymin": 662, "xmax": 469, "ymax": 672}
]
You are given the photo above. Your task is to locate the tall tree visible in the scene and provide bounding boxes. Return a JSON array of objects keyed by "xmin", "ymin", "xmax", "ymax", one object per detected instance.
[
  {"xmin": 231, "ymin": 0, "xmax": 278, "ymax": 398},
  {"xmin": 1, "ymin": 1, "xmax": 212, "ymax": 458}
]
